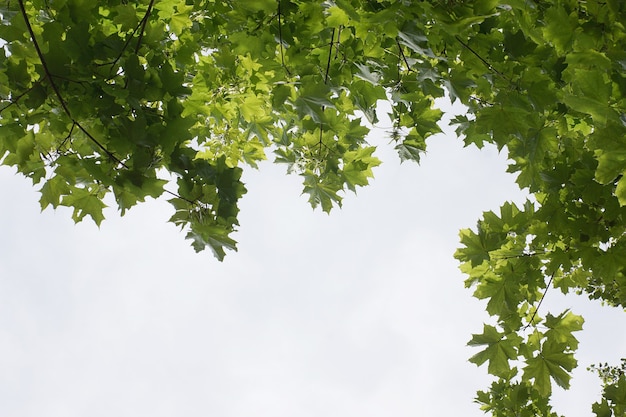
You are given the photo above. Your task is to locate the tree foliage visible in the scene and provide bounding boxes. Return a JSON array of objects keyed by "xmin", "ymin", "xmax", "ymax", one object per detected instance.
[{"xmin": 1, "ymin": 0, "xmax": 626, "ymax": 414}]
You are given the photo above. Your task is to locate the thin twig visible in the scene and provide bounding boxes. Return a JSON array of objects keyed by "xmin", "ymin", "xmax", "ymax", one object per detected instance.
[
  {"xmin": 164, "ymin": 189, "xmax": 197, "ymax": 205},
  {"xmin": 135, "ymin": 0, "xmax": 156, "ymax": 53},
  {"xmin": 277, "ymin": 1, "xmax": 290, "ymax": 75},
  {"xmin": 334, "ymin": 26, "xmax": 341, "ymax": 60},
  {"xmin": 317, "ymin": 28, "xmax": 336, "ymax": 154},
  {"xmin": 324, "ymin": 28, "xmax": 335, "ymax": 85},
  {"xmin": 254, "ymin": 11, "xmax": 278, "ymax": 32},
  {"xmin": 104, "ymin": 24, "xmax": 142, "ymax": 75},
  {"xmin": 58, "ymin": 122, "xmax": 76, "ymax": 153},
  {"xmin": 524, "ymin": 272, "xmax": 556, "ymax": 329},
  {"xmin": 469, "ymin": 95, "xmax": 493, "ymax": 107},
  {"xmin": 455, "ymin": 35, "xmax": 512, "ymax": 84},
  {"xmin": 97, "ymin": 2, "xmax": 156, "ymax": 76},
  {"xmin": 396, "ymin": 39, "xmax": 412, "ymax": 73}
]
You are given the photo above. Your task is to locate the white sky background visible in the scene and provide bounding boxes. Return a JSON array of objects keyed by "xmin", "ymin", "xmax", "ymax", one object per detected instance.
[{"xmin": 1, "ymin": 102, "xmax": 625, "ymax": 416}]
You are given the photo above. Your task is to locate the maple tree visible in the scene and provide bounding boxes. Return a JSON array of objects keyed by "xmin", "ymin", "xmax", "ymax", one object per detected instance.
[{"xmin": 1, "ymin": 0, "xmax": 626, "ymax": 415}]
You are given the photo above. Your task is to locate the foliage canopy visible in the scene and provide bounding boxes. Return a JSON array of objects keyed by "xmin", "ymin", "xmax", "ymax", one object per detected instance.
[{"xmin": 2, "ymin": 0, "xmax": 626, "ymax": 414}]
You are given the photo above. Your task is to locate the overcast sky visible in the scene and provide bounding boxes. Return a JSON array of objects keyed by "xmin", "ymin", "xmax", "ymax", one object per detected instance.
[{"xmin": 1, "ymin": 105, "xmax": 625, "ymax": 416}]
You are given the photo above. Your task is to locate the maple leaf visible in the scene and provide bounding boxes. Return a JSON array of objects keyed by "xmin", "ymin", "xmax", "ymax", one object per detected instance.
[{"xmin": 468, "ymin": 325, "xmax": 521, "ymax": 378}]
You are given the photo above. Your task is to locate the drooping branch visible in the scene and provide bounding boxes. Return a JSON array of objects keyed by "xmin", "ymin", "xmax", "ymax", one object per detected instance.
[{"xmin": 18, "ymin": 0, "xmax": 127, "ymax": 168}]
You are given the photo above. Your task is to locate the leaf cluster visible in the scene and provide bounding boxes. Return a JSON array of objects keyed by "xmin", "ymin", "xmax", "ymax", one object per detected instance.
[{"xmin": 2, "ymin": 0, "xmax": 626, "ymax": 413}]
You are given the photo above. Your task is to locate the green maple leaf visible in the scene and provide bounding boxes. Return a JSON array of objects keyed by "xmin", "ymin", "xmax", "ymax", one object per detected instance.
[
  {"xmin": 543, "ymin": 6, "xmax": 575, "ymax": 55},
  {"xmin": 603, "ymin": 376, "xmax": 626, "ymax": 416},
  {"xmin": 186, "ymin": 224, "xmax": 237, "ymax": 261},
  {"xmin": 561, "ymin": 69, "xmax": 613, "ymax": 126},
  {"xmin": 112, "ymin": 4, "xmax": 139, "ymax": 31},
  {"xmin": 302, "ymin": 173, "xmax": 342, "ymax": 213},
  {"xmin": 394, "ymin": 134, "xmax": 425, "ymax": 162},
  {"xmin": 113, "ymin": 177, "xmax": 168, "ymax": 215},
  {"xmin": 61, "ymin": 186, "xmax": 107, "ymax": 226},
  {"xmin": 239, "ymin": 94, "xmax": 267, "ymax": 122},
  {"xmin": 342, "ymin": 146, "xmax": 380, "ymax": 189},
  {"xmin": 456, "ymin": 225, "xmax": 505, "ymax": 268},
  {"xmin": 523, "ymin": 339, "xmax": 577, "ymax": 396},
  {"xmin": 473, "ymin": 272, "xmax": 523, "ymax": 317},
  {"xmin": 544, "ymin": 310, "xmax": 584, "ymax": 350},
  {"xmin": 326, "ymin": 5, "xmax": 350, "ymax": 27},
  {"xmin": 354, "ymin": 63, "xmax": 381, "ymax": 85},
  {"xmin": 468, "ymin": 325, "xmax": 521, "ymax": 377},
  {"xmin": 39, "ymin": 175, "xmax": 70, "ymax": 210}
]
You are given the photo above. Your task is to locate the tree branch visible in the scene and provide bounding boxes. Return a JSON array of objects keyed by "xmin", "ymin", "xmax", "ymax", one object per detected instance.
[{"xmin": 18, "ymin": 0, "xmax": 127, "ymax": 168}]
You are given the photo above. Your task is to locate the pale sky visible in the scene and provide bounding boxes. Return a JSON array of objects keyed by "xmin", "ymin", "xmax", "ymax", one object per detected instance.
[{"xmin": 1, "ymin": 105, "xmax": 625, "ymax": 416}]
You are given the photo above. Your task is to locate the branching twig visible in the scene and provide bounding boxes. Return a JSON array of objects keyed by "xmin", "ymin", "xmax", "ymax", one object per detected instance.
[
  {"xmin": 0, "ymin": 77, "xmax": 48, "ymax": 113},
  {"xmin": 57, "ymin": 122, "xmax": 76, "ymax": 153},
  {"xmin": 101, "ymin": 31, "xmax": 138, "ymax": 72},
  {"xmin": 96, "ymin": 0, "xmax": 156, "ymax": 77}
]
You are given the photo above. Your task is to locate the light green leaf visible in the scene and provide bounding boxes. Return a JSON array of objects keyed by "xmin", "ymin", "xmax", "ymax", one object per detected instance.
[
  {"xmin": 326, "ymin": 6, "xmax": 350, "ymax": 27},
  {"xmin": 61, "ymin": 187, "xmax": 107, "ymax": 226},
  {"xmin": 468, "ymin": 325, "xmax": 520, "ymax": 377},
  {"xmin": 544, "ymin": 310, "xmax": 584, "ymax": 350},
  {"xmin": 523, "ymin": 340, "xmax": 577, "ymax": 396},
  {"xmin": 543, "ymin": 6, "xmax": 575, "ymax": 55}
]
